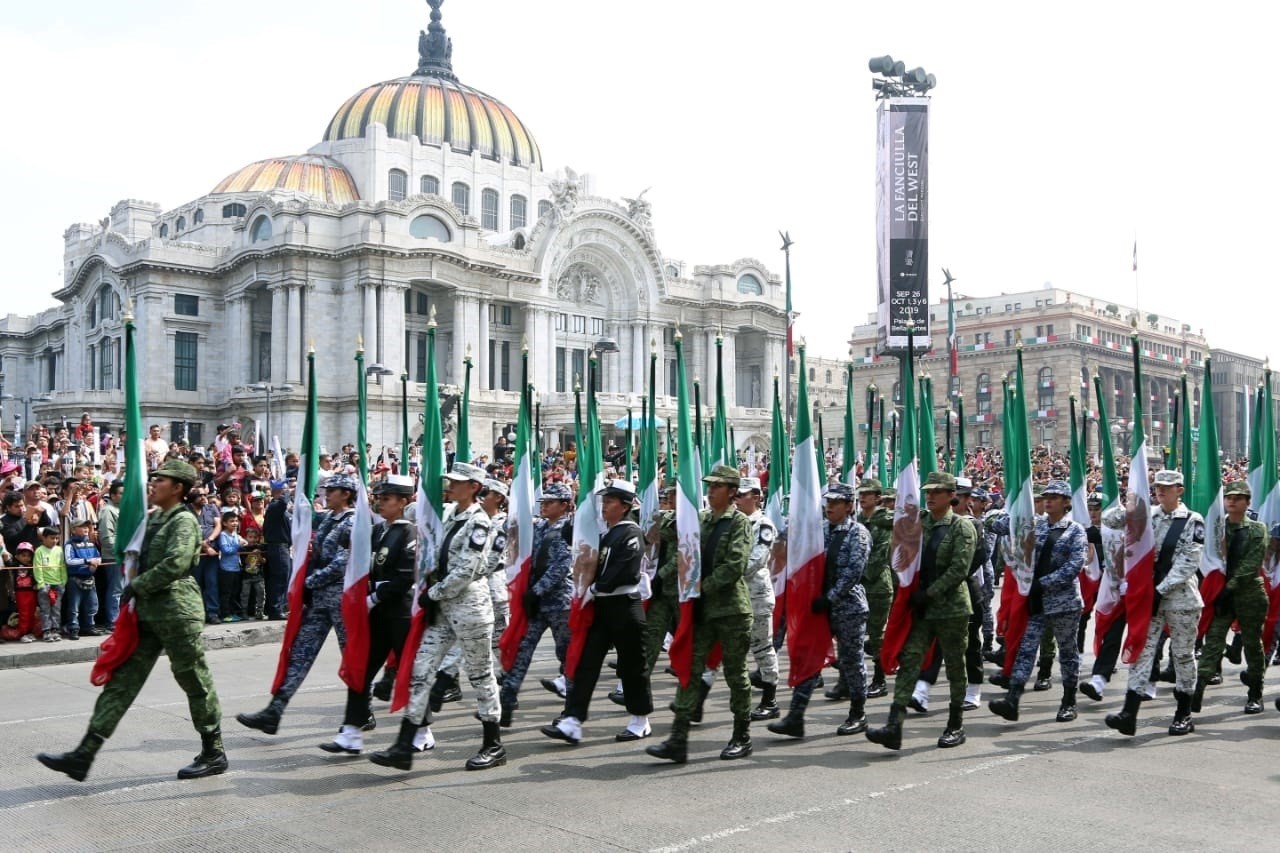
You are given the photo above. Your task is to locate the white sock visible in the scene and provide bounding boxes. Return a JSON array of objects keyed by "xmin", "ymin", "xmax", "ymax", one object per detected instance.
[
  {"xmin": 662, "ymin": 632, "xmax": 673, "ymax": 652},
  {"xmin": 615, "ymin": 680, "xmax": 624, "ymax": 692},
  {"xmin": 913, "ymin": 679, "xmax": 930, "ymax": 709},
  {"xmin": 1145, "ymin": 682, "xmax": 1158, "ymax": 699},
  {"xmin": 553, "ymin": 674, "xmax": 567, "ymax": 692},
  {"xmin": 557, "ymin": 715, "xmax": 582, "ymax": 738},
  {"xmin": 337, "ymin": 724, "xmax": 362, "ymax": 749},
  {"xmin": 964, "ymin": 683, "xmax": 981, "ymax": 704},
  {"xmin": 1090, "ymin": 674, "xmax": 1106, "ymax": 696},
  {"xmin": 627, "ymin": 714, "xmax": 650, "ymax": 735}
]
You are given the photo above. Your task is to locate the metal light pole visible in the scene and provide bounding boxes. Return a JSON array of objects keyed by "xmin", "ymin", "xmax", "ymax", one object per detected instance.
[
  {"xmin": 250, "ymin": 383, "xmax": 295, "ymax": 449},
  {"xmin": 400, "ymin": 372, "xmax": 410, "ymax": 475},
  {"xmin": 2, "ymin": 394, "xmax": 52, "ymax": 443}
]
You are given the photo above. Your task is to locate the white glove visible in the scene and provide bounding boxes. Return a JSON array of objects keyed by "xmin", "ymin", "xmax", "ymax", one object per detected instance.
[
  {"xmin": 1119, "ymin": 580, "xmax": 1128, "ymax": 596},
  {"xmin": 366, "ymin": 593, "xmax": 378, "ymax": 611}
]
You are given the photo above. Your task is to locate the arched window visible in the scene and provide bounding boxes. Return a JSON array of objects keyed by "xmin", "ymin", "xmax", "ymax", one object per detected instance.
[
  {"xmin": 513, "ymin": 233, "xmax": 526, "ymax": 250},
  {"xmin": 421, "ymin": 175, "xmax": 439, "ymax": 195},
  {"xmin": 538, "ymin": 199, "xmax": 552, "ymax": 219},
  {"xmin": 452, "ymin": 182, "xmax": 470, "ymax": 215},
  {"xmin": 976, "ymin": 372, "xmax": 992, "ymax": 415},
  {"xmin": 737, "ymin": 274, "xmax": 763, "ymax": 295},
  {"xmin": 409, "ymin": 214, "xmax": 452, "ymax": 242},
  {"xmin": 193, "ymin": 209, "xmax": 204, "ymax": 225},
  {"xmin": 510, "ymin": 194, "xmax": 527, "ymax": 229},
  {"xmin": 809, "ymin": 367, "xmax": 816, "ymax": 381},
  {"xmin": 388, "ymin": 169, "xmax": 408, "ymax": 201},
  {"xmin": 250, "ymin": 215, "xmax": 272, "ymax": 243},
  {"xmin": 175, "ymin": 216, "xmax": 186, "ymax": 233},
  {"xmin": 825, "ymin": 370, "xmax": 832, "ymax": 384},
  {"xmin": 159, "ymin": 223, "xmax": 169, "ymax": 238},
  {"xmin": 480, "ymin": 189, "xmax": 500, "ymax": 230},
  {"xmin": 222, "ymin": 202, "xmax": 247, "ymax": 219}
]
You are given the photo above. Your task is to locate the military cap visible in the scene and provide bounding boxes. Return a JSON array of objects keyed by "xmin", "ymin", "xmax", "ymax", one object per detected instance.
[
  {"xmin": 1032, "ymin": 483, "xmax": 1046, "ymax": 497},
  {"xmin": 921, "ymin": 471, "xmax": 958, "ymax": 492},
  {"xmin": 882, "ymin": 487, "xmax": 898, "ymax": 499},
  {"xmin": 151, "ymin": 458, "xmax": 197, "ymax": 487},
  {"xmin": 1153, "ymin": 469, "xmax": 1184, "ymax": 487},
  {"xmin": 540, "ymin": 483, "xmax": 574, "ymax": 502},
  {"xmin": 970, "ymin": 487, "xmax": 990, "ymax": 501},
  {"xmin": 857, "ymin": 477, "xmax": 883, "ymax": 494},
  {"xmin": 444, "ymin": 461, "xmax": 486, "ymax": 483},
  {"xmin": 597, "ymin": 478, "xmax": 637, "ymax": 502},
  {"xmin": 1087, "ymin": 492, "xmax": 1105, "ymax": 507},
  {"xmin": 372, "ymin": 474, "xmax": 415, "ymax": 497},
  {"xmin": 323, "ymin": 473, "xmax": 359, "ymax": 493},
  {"xmin": 1041, "ymin": 479, "xmax": 1072, "ymax": 499},
  {"xmin": 955, "ymin": 476, "xmax": 974, "ymax": 496},
  {"xmin": 483, "ymin": 478, "xmax": 509, "ymax": 498},
  {"xmin": 702, "ymin": 464, "xmax": 741, "ymax": 487},
  {"xmin": 1223, "ymin": 480, "xmax": 1251, "ymax": 498},
  {"xmin": 823, "ymin": 483, "xmax": 856, "ymax": 502},
  {"xmin": 737, "ymin": 476, "xmax": 763, "ymax": 494}
]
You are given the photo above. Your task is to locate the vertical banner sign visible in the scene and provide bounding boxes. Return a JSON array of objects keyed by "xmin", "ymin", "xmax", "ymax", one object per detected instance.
[{"xmin": 876, "ymin": 97, "xmax": 930, "ymax": 353}]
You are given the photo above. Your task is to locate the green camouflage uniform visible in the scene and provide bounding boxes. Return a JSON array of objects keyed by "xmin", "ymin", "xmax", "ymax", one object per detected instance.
[
  {"xmin": 892, "ymin": 508, "xmax": 976, "ymax": 708},
  {"xmin": 1199, "ymin": 516, "xmax": 1269, "ymax": 681},
  {"xmin": 859, "ymin": 505, "xmax": 894, "ymax": 662},
  {"xmin": 89, "ymin": 503, "xmax": 222, "ymax": 739},
  {"xmin": 672, "ymin": 507, "xmax": 753, "ymax": 720},
  {"xmin": 643, "ymin": 511, "xmax": 679, "ymax": 673}
]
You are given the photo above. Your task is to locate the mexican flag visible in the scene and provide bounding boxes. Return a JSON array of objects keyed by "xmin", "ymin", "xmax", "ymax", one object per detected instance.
[
  {"xmin": 876, "ymin": 396, "xmax": 887, "ymax": 485},
  {"xmin": 767, "ymin": 373, "xmax": 789, "ymax": 623},
  {"xmin": 1177, "ymin": 371, "xmax": 1194, "ymax": 482},
  {"xmin": 1254, "ymin": 369, "xmax": 1280, "ymax": 653},
  {"xmin": 667, "ymin": 330, "xmax": 705, "ymax": 688},
  {"xmin": 638, "ymin": 349, "xmax": 660, "ymax": 583},
  {"xmin": 272, "ymin": 349, "xmax": 320, "ymax": 695},
  {"xmin": 952, "ymin": 391, "xmax": 966, "ymax": 477},
  {"xmin": 918, "ymin": 373, "xmax": 938, "ymax": 483},
  {"xmin": 339, "ymin": 347, "xmax": 375, "ymax": 692},
  {"xmin": 880, "ymin": 333, "xmax": 921, "ymax": 674},
  {"xmin": 499, "ymin": 356, "xmax": 536, "ymax": 671},
  {"xmin": 710, "ymin": 334, "xmax": 731, "ymax": 469},
  {"xmin": 782, "ymin": 343, "xmax": 831, "ymax": 686},
  {"xmin": 1192, "ymin": 357, "xmax": 1226, "ymax": 638},
  {"xmin": 392, "ymin": 320, "xmax": 445, "ymax": 712},
  {"xmin": 91, "ymin": 311, "xmax": 146, "ymax": 686},
  {"xmin": 1119, "ymin": 333, "xmax": 1157, "ymax": 664},
  {"xmin": 1090, "ymin": 372, "xmax": 1126, "ymax": 655},
  {"xmin": 997, "ymin": 345, "xmax": 1036, "ymax": 678},
  {"xmin": 1070, "ymin": 396, "xmax": 1100, "ymax": 611},
  {"xmin": 565, "ymin": 359, "xmax": 604, "ymax": 678}
]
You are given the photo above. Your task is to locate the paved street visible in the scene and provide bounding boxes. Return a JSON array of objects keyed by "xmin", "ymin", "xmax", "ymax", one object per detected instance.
[{"xmin": 2, "ymin": 638, "xmax": 1275, "ymax": 852}]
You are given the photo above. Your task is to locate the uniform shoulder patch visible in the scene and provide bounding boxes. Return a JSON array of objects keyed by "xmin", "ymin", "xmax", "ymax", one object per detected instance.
[
  {"xmin": 469, "ymin": 525, "xmax": 489, "ymax": 548},
  {"xmin": 1190, "ymin": 520, "xmax": 1205, "ymax": 544},
  {"xmin": 375, "ymin": 547, "xmax": 389, "ymax": 565},
  {"xmin": 493, "ymin": 532, "xmax": 507, "ymax": 550},
  {"xmin": 759, "ymin": 526, "xmax": 776, "ymax": 545}
]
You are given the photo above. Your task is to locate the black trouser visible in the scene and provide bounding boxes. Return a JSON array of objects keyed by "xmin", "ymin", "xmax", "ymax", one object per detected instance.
[
  {"xmin": 343, "ymin": 611, "xmax": 410, "ymax": 726},
  {"xmin": 921, "ymin": 612, "xmax": 984, "ymax": 686},
  {"xmin": 218, "ymin": 570, "xmax": 242, "ymax": 618},
  {"xmin": 564, "ymin": 594, "xmax": 652, "ymax": 722},
  {"xmin": 1091, "ymin": 615, "xmax": 1126, "ymax": 680},
  {"xmin": 264, "ymin": 543, "xmax": 291, "ymax": 617}
]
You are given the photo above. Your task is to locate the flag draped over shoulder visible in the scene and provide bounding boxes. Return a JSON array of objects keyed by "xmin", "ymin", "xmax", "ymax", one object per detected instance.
[
  {"xmin": 499, "ymin": 356, "xmax": 536, "ymax": 671},
  {"xmin": 339, "ymin": 347, "xmax": 374, "ymax": 692},
  {"xmin": 1192, "ymin": 358, "xmax": 1226, "ymax": 638},
  {"xmin": 565, "ymin": 360, "xmax": 603, "ymax": 678},
  {"xmin": 997, "ymin": 345, "xmax": 1036, "ymax": 677},
  {"xmin": 393, "ymin": 319, "xmax": 445, "ymax": 713},
  {"xmin": 272, "ymin": 349, "xmax": 320, "ymax": 695},
  {"xmin": 1119, "ymin": 333, "xmax": 1157, "ymax": 664},
  {"xmin": 1090, "ymin": 372, "xmax": 1126, "ymax": 654},
  {"xmin": 880, "ymin": 332, "xmax": 921, "ymax": 674},
  {"xmin": 91, "ymin": 312, "xmax": 146, "ymax": 686},
  {"xmin": 1254, "ymin": 369, "xmax": 1280, "ymax": 652},
  {"xmin": 668, "ymin": 332, "xmax": 704, "ymax": 688}
]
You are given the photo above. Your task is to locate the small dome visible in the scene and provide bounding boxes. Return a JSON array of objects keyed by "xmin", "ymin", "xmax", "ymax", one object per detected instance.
[
  {"xmin": 211, "ymin": 154, "xmax": 360, "ymax": 205},
  {"xmin": 323, "ymin": 76, "xmax": 541, "ymax": 169}
]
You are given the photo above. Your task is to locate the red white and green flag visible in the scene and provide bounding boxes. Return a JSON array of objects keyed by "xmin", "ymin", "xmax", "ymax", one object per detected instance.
[
  {"xmin": 638, "ymin": 347, "xmax": 661, "ymax": 582},
  {"xmin": 1070, "ymin": 395, "xmax": 1100, "ymax": 610},
  {"xmin": 996, "ymin": 345, "xmax": 1036, "ymax": 677},
  {"xmin": 339, "ymin": 347, "xmax": 375, "ymax": 691},
  {"xmin": 667, "ymin": 330, "xmax": 705, "ymax": 688},
  {"xmin": 1192, "ymin": 357, "xmax": 1226, "ymax": 638},
  {"xmin": 565, "ymin": 359, "xmax": 604, "ymax": 678},
  {"xmin": 499, "ymin": 354, "xmax": 536, "ymax": 671},
  {"xmin": 1253, "ymin": 369, "xmax": 1280, "ymax": 652},
  {"xmin": 1090, "ymin": 372, "xmax": 1126, "ymax": 653},
  {"xmin": 766, "ymin": 373, "xmax": 789, "ymax": 611},
  {"xmin": 1119, "ymin": 333, "xmax": 1158, "ymax": 663},
  {"xmin": 842, "ymin": 363, "xmax": 857, "ymax": 486},
  {"xmin": 879, "ymin": 334, "xmax": 921, "ymax": 674}
]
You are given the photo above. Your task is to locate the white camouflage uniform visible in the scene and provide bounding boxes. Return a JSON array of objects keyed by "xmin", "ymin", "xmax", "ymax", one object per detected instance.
[{"xmin": 744, "ymin": 509, "xmax": 780, "ymax": 686}]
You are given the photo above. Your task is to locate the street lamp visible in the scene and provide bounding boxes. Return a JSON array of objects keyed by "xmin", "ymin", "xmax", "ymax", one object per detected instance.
[
  {"xmin": 1, "ymin": 393, "xmax": 52, "ymax": 443},
  {"xmin": 1111, "ymin": 419, "xmax": 1134, "ymax": 450},
  {"xmin": 363, "ymin": 362, "xmax": 393, "ymax": 456},
  {"xmin": 593, "ymin": 338, "xmax": 619, "ymax": 394},
  {"xmin": 249, "ymin": 383, "xmax": 295, "ymax": 449}
]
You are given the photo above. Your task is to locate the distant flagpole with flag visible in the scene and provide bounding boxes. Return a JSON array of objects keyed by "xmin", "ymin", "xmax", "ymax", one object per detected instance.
[
  {"xmin": 766, "ymin": 371, "xmax": 790, "ymax": 621},
  {"xmin": 1118, "ymin": 328, "xmax": 1158, "ymax": 663},
  {"xmin": 1090, "ymin": 371, "xmax": 1126, "ymax": 653},
  {"xmin": 638, "ymin": 341, "xmax": 661, "ymax": 579},
  {"xmin": 392, "ymin": 310, "xmax": 446, "ymax": 712},
  {"xmin": 876, "ymin": 395, "xmax": 887, "ymax": 486},
  {"xmin": 918, "ymin": 373, "xmax": 937, "ymax": 482},
  {"xmin": 271, "ymin": 345, "xmax": 320, "ymax": 695},
  {"xmin": 1192, "ymin": 356, "xmax": 1227, "ymax": 638},
  {"xmin": 952, "ymin": 391, "xmax": 966, "ymax": 477},
  {"xmin": 879, "ymin": 325, "xmax": 922, "ymax": 673},
  {"xmin": 457, "ymin": 350, "xmax": 472, "ymax": 466},
  {"xmin": 711, "ymin": 333, "xmax": 731, "ymax": 468},
  {"xmin": 1070, "ymin": 395, "xmax": 1100, "ymax": 612},
  {"xmin": 996, "ymin": 341, "xmax": 1037, "ymax": 677},
  {"xmin": 564, "ymin": 358, "xmax": 604, "ymax": 678},
  {"xmin": 91, "ymin": 304, "xmax": 147, "ymax": 686},
  {"xmin": 1177, "ymin": 371, "xmax": 1193, "ymax": 479},
  {"xmin": 667, "ymin": 329, "xmax": 705, "ymax": 688},
  {"xmin": 842, "ymin": 362, "xmax": 856, "ymax": 486},
  {"xmin": 1253, "ymin": 366, "xmax": 1280, "ymax": 653},
  {"xmin": 339, "ymin": 343, "xmax": 375, "ymax": 692},
  {"xmin": 498, "ymin": 346, "xmax": 536, "ymax": 671}
]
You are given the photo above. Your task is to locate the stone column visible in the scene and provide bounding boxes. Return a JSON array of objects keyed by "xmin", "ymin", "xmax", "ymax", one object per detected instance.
[
  {"xmin": 286, "ymin": 283, "xmax": 302, "ymax": 383},
  {"xmin": 478, "ymin": 299, "xmax": 490, "ymax": 391},
  {"xmin": 382, "ymin": 282, "xmax": 406, "ymax": 377},
  {"xmin": 268, "ymin": 285, "xmax": 286, "ymax": 386},
  {"xmin": 544, "ymin": 310, "xmax": 556, "ymax": 394},
  {"xmin": 238, "ymin": 295, "xmax": 253, "ymax": 384},
  {"xmin": 362, "ymin": 282, "xmax": 378, "ymax": 363},
  {"xmin": 451, "ymin": 292, "xmax": 467, "ymax": 386},
  {"xmin": 722, "ymin": 332, "xmax": 737, "ymax": 410}
]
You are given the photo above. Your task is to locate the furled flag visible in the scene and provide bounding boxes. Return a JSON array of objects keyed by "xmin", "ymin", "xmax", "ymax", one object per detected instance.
[
  {"xmin": 947, "ymin": 294, "xmax": 958, "ymax": 379},
  {"xmin": 952, "ymin": 391, "xmax": 966, "ymax": 477},
  {"xmin": 1132, "ymin": 240, "xmax": 1138, "ymax": 272},
  {"xmin": 842, "ymin": 363, "xmax": 857, "ymax": 486},
  {"xmin": 271, "ymin": 347, "xmax": 320, "ymax": 695},
  {"xmin": 1118, "ymin": 331, "xmax": 1158, "ymax": 664},
  {"xmin": 997, "ymin": 344, "xmax": 1037, "ymax": 677},
  {"xmin": 564, "ymin": 361, "xmax": 604, "ymax": 678},
  {"xmin": 780, "ymin": 342, "xmax": 832, "ymax": 686},
  {"xmin": 1254, "ymin": 368, "xmax": 1280, "ymax": 653},
  {"xmin": 457, "ymin": 351, "xmax": 472, "ymax": 466},
  {"xmin": 1070, "ymin": 395, "xmax": 1100, "ymax": 612},
  {"xmin": 667, "ymin": 329, "xmax": 706, "ymax": 688},
  {"xmin": 339, "ymin": 346, "xmax": 375, "ymax": 692},
  {"xmin": 499, "ymin": 352, "xmax": 536, "ymax": 671},
  {"xmin": 638, "ymin": 344, "xmax": 661, "ymax": 581},
  {"xmin": 767, "ymin": 372, "xmax": 789, "ymax": 627},
  {"xmin": 1192, "ymin": 357, "xmax": 1226, "ymax": 638},
  {"xmin": 1090, "ymin": 372, "xmax": 1126, "ymax": 654},
  {"xmin": 711, "ymin": 333, "xmax": 732, "ymax": 469},
  {"xmin": 392, "ymin": 313, "xmax": 445, "ymax": 712},
  {"xmin": 918, "ymin": 373, "xmax": 938, "ymax": 482},
  {"xmin": 91, "ymin": 308, "xmax": 146, "ymax": 686},
  {"xmin": 879, "ymin": 329, "xmax": 922, "ymax": 674}
]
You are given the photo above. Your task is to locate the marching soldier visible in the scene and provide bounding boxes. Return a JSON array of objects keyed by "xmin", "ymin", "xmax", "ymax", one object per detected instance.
[
  {"xmin": 370, "ymin": 462, "xmax": 505, "ymax": 771},
  {"xmin": 1196, "ymin": 480, "xmax": 1267, "ymax": 715},
  {"xmin": 858, "ymin": 478, "xmax": 894, "ymax": 700},
  {"xmin": 238, "ymin": 474, "xmax": 357, "ymax": 735},
  {"xmin": 38, "ymin": 459, "xmax": 228, "ymax": 781},
  {"xmin": 734, "ymin": 477, "xmax": 782, "ymax": 720},
  {"xmin": 321, "ymin": 475, "xmax": 417, "ymax": 755},
  {"xmin": 1101, "ymin": 468, "xmax": 1204, "ymax": 736},
  {"xmin": 866, "ymin": 472, "xmax": 977, "ymax": 751}
]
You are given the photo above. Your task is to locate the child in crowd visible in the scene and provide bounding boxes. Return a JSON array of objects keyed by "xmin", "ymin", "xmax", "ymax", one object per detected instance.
[
  {"xmin": 9, "ymin": 543, "xmax": 38, "ymax": 642},
  {"xmin": 216, "ymin": 512, "xmax": 247, "ymax": 623},
  {"xmin": 63, "ymin": 519, "xmax": 102, "ymax": 640},
  {"xmin": 239, "ymin": 526, "xmax": 267, "ymax": 620},
  {"xmin": 33, "ymin": 527, "xmax": 66, "ymax": 642}
]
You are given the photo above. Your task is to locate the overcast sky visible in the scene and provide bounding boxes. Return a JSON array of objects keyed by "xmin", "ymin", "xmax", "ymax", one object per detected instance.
[{"xmin": 2, "ymin": 1, "xmax": 1275, "ymax": 362}]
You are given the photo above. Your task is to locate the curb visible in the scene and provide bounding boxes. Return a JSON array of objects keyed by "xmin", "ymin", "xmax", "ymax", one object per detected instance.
[{"xmin": 0, "ymin": 622, "xmax": 286, "ymax": 671}]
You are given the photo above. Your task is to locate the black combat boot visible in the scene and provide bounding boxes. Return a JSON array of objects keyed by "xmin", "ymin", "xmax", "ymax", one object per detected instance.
[
  {"xmin": 690, "ymin": 679, "xmax": 712, "ymax": 724},
  {"xmin": 646, "ymin": 717, "xmax": 690, "ymax": 764},
  {"xmin": 1191, "ymin": 676, "xmax": 1207, "ymax": 713},
  {"xmin": 1168, "ymin": 689, "xmax": 1195, "ymax": 736},
  {"xmin": 824, "ymin": 672, "xmax": 850, "ymax": 701},
  {"xmin": 1056, "ymin": 682, "xmax": 1078, "ymax": 722},
  {"xmin": 749, "ymin": 669, "xmax": 765, "ymax": 690},
  {"xmin": 865, "ymin": 702, "xmax": 906, "ymax": 751},
  {"xmin": 178, "ymin": 728, "xmax": 229, "ymax": 780},
  {"xmin": 866, "ymin": 663, "xmax": 887, "ymax": 699},
  {"xmin": 720, "ymin": 716, "xmax": 753, "ymax": 760},
  {"xmin": 837, "ymin": 698, "xmax": 867, "ymax": 735},
  {"xmin": 499, "ymin": 697, "xmax": 516, "ymax": 728},
  {"xmin": 465, "ymin": 720, "xmax": 507, "ymax": 770},
  {"xmin": 767, "ymin": 693, "xmax": 807, "ymax": 738},
  {"xmin": 371, "ymin": 664, "xmax": 396, "ymax": 702},
  {"xmin": 989, "ymin": 682, "xmax": 1025, "ymax": 722},
  {"xmin": 429, "ymin": 671, "xmax": 460, "ymax": 713},
  {"xmin": 37, "ymin": 731, "xmax": 104, "ymax": 782},
  {"xmin": 1244, "ymin": 672, "xmax": 1264, "ymax": 715},
  {"xmin": 1033, "ymin": 658, "xmax": 1054, "ymax": 691},
  {"xmin": 1226, "ymin": 634, "xmax": 1243, "ymax": 665},
  {"xmin": 937, "ymin": 702, "xmax": 966, "ymax": 748},
  {"xmin": 236, "ymin": 698, "xmax": 283, "ymax": 735},
  {"xmin": 988, "ymin": 671, "xmax": 1010, "ymax": 689},
  {"xmin": 1157, "ymin": 662, "xmax": 1176, "ymax": 684},
  {"xmin": 369, "ymin": 719, "xmax": 419, "ymax": 771},
  {"xmin": 750, "ymin": 683, "xmax": 779, "ymax": 721},
  {"xmin": 1105, "ymin": 689, "xmax": 1142, "ymax": 736}
]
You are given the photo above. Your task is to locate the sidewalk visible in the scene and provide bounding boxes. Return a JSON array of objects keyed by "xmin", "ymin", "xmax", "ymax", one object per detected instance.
[{"xmin": 0, "ymin": 618, "xmax": 285, "ymax": 670}]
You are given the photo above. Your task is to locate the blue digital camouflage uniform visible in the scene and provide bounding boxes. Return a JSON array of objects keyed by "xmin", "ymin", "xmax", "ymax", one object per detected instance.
[
  {"xmin": 404, "ymin": 502, "xmax": 499, "ymax": 726},
  {"xmin": 269, "ymin": 508, "xmax": 353, "ymax": 714},
  {"xmin": 1005, "ymin": 514, "xmax": 1086, "ymax": 689},
  {"xmin": 501, "ymin": 514, "xmax": 573, "ymax": 706}
]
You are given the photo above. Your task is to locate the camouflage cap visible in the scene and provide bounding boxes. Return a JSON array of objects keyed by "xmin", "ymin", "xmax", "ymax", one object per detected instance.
[
  {"xmin": 1032, "ymin": 483, "xmax": 1046, "ymax": 497},
  {"xmin": 323, "ymin": 473, "xmax": 359, "ymax": 493},
  {"xmin": 1041, "ymin": 479, "xmax": 1072, "ymax": 499},
  {"xmin": 921, "ymin": 471, "xmax": 958, "ymax": 492},
  {"xmin": 702, "ymin": 464, "xmax": 741, "ymax": 487},
  {"xmin": 823, "ymin": 483, "xmax": 855, "ymax": 502},
  {"xmin": 540, "ymin": 483, "xmax": 573, "ymax": 502},
  {"xmin": 857, "ymin": 477, "xmax": 883, "ymax": 494},
  {"xmin": 151, "ymin": 458, "xmax": 197, "ymax": 487},
  {"xmin": 483, "ymin": 478, "xmax": 510, "ymax": 498},
  {"xmin": 882, "ymin": 487, "xmax": 898, "ymax": 499},
  {"xmin": 1153, "ymin": 469, "xmax": 1184, "ymax": 487},
  {"xmin": 1223, "ymin": 480, "xmax": 1251, "ymax": 498}
]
